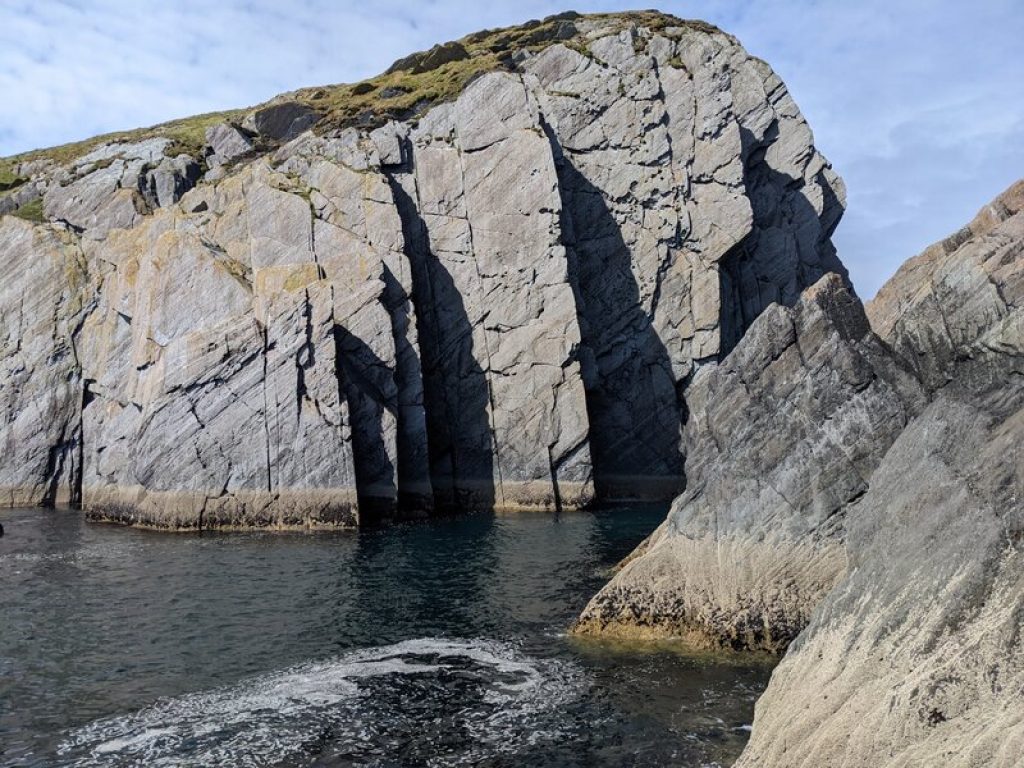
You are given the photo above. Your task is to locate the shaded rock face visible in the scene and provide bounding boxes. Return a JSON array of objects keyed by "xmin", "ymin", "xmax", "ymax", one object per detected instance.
[
  {"xmin": 0, "ymin": 13, "xmax": 845, "ymax": 527},
  {"xmin": 575, "ymin": 274, "xmax": 923, "ymax": 651}
]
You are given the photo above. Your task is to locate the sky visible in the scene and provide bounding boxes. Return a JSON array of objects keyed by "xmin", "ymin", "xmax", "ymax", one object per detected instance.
[{"xmin": 1, "ymin": 1, "xmax": 1021, "ymax": 297}]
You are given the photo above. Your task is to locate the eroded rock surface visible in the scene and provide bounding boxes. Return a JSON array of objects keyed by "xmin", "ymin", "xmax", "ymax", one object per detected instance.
[
  {"xmin": 0, "ymin": 11, "xmax": 845, "ymax": 527},
  {"xmin": 575, "ymin": 179, "xmax": 1024, "ymax": 765}
]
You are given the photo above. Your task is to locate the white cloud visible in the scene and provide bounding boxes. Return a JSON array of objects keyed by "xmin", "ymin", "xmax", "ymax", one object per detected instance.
[{"xmin": 1, "ymin": 0, "xmax": 1021, "ymax": 297}]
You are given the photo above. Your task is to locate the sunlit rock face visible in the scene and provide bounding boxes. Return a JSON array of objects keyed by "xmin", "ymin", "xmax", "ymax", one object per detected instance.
[
  {"xmin": 736, "ymin": 179, "xmax": 1024, "ymax": 768},
  {"xmin": 0, "ymin": 11, "xmax": 845, "ymax": 527}
]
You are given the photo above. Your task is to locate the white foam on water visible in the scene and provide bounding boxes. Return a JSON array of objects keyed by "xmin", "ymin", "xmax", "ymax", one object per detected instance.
[{"xmin": 55, "ymin": 637, "xmax": 585, "ymax": 768}]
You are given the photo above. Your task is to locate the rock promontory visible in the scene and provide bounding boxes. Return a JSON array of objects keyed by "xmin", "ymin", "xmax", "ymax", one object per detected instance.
[
  {"xmin": 578, "ymin": 179, "xmax": 1024, "ymax": 766},
  {"xmin": 0, "ymin": 10, "xmax": 846, "ymax": 528}
]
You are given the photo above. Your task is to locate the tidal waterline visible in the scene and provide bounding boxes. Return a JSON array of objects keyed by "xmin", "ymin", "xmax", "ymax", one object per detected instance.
[{"xmin": 0, "ymin": 505, "xmax": 771, "ymax": 767}]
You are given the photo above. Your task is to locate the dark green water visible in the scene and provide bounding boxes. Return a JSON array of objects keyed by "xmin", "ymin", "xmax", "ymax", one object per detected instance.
[{"xmin": 0, "ymin": 506, "xmax": 770, "ymax": 767}]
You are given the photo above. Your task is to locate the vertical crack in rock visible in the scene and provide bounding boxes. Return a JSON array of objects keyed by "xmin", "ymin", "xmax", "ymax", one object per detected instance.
[{"xmin": 259, "ymin": 322, "xmax": 273, "ymax": 494}]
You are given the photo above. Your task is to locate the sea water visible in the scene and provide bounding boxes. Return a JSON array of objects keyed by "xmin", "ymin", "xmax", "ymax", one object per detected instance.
[{"xmin": 0, "ymin": 506, "xmax": 770, "ymax": 767}]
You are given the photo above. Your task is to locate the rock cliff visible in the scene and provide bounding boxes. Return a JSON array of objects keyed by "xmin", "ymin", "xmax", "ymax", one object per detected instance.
[
  {"xmin": 578, "ymin": 180, "xmax": 1024, "ymax": 765},
  {"xmin": 0, "ymin": 11, "xmax": 846, "ymax": 528}
]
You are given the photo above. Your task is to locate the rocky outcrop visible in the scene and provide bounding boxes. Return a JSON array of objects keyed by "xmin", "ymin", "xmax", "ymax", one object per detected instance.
[
  {"xmin": 867, "ymin": 179, "xmax": 1024, "ymax": 391},
  {"xmin": 733, "ymin": 182, "xmax": 1024, "ymax": 768},
  {"xmin": 0, "ymin": 11, "xmax": 845, "ymax": 528},
  {"xmin": 576, "ymin": 179, "xmax": 1024, "ymax": 764},
  {"xmin": 574, "ymin": 274, "xmax": 923, "ymax": 651},
  {"xmin": 737, "ymin": 369, "xmax": 1024, "ymax": 767}
]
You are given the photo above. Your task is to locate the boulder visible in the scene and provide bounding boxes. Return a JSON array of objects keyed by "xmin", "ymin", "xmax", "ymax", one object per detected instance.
[
  {"xmin": 205, "ymin": 122, "xmax": 254, "ymax": 165},
  {"xmin": 248, "ymin": 102, "xmax": 320, "ymax": 142}
]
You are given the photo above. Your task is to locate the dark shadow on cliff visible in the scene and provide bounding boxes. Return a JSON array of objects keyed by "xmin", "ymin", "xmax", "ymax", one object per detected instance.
[
  {"xmin": 333, "ymin": 324, "xmax": 398, "ymax": 524},
  {"xmin": 380, "ymin": 267, "xmax": 435, "ymax": 517},
  {"xmin": 543, "ymin": 124, "xmax": 685, "ymax": 502},
  {"xmin": 386, "ymin": 168, "xmax": 496, "ymax": 514},
  {"xmin": 719, "ymin": 124, "xmax": 851, "ymax": 357}
]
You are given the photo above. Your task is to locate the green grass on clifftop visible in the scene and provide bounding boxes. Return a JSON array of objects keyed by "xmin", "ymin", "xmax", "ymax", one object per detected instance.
[
  {"xmin": 1, "ymin": 11, "xmax": 720, "ymax": 172},
  {"xmin": 11, "ymin": 198, "xmax": 44, "ymax": 224}
]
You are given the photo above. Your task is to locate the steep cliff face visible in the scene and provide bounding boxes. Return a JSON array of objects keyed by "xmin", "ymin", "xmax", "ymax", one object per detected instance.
[
  {"xmin": 0, "ymin": 11, "xmax": 845, "ymax": 528},
  {"xmin": 0, "ymin": 219, "xmax": 88, "ymax": 507},
  {"xmin": 574, "ymin": 274, "xmax": 924, "ymax": 651}
]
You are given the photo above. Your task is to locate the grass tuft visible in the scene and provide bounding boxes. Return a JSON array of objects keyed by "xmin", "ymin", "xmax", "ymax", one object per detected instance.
[{"xmin": 11, "ymin": 198, "xmax": 44, "ymax": 223}]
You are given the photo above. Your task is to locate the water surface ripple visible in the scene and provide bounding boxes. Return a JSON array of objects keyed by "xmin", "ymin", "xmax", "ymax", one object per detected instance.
[{"xmin": 0, "ymin": 506, "xmax": 771, "ymax": 766}]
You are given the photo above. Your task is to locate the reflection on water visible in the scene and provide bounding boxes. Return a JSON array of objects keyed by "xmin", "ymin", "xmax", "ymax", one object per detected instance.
[{"xmin": 0, "ymin": 506, "xmax": 771, "ymax": 767}]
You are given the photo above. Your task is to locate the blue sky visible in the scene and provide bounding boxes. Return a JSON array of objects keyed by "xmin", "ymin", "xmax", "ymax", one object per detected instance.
[{"xmin": 1, "ymin": 1, "xmax": 1021, "ymax": 297}]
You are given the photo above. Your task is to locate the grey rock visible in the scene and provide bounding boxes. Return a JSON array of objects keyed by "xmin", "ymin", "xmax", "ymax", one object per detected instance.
[
  {"xmin": 0, "ymin": 182, "xmax": 42, "ymax": 216},
  {"xmin": 144, "ymin": 155, "xmax": 201, "ymax": 209},
  {"xmin": 732, "ymin": 178, "xmax": 1024, "ymax": 768},
  {"xmin": 737, "ymin": 374, "xmax": 1024, "ymax": 768},
  {"xmin": 519, "ymin": 26, "xmax": 846, "ymax": 500},
  {"xmin": 205, "ymin": 122, "xmax": 253, "ymax": 165},
  {"xmin": 40, "ymin": 139, "xmax": 203, "ymax": 236},
  {"xmin": 574, "ymin": 274, "xmax": 923, "ymax": 651},
  {"xmin": 867, "ymin": 179, "xmax": 1024, "ymax": 391},
  {"xmin": 0, "ymin": 218, "xmax": 89, "ymax": 506},
  {"xmin": 248, "ymin": 101, "xmax": 320, "ymax": 142},
  {"xmin": 392, "ymin": 71, "xmax": 595, "ymax": 511},
  {"xmin": 574, "ymin": 178, "xmax": 1024, "ymax": 766},
  {"xmin": 386, "ymin": 41, "xmax": 470, "ymax": 75},
  {"xmin": 2, "ymin": 14, "xmax": 848, "ymax": 526}
]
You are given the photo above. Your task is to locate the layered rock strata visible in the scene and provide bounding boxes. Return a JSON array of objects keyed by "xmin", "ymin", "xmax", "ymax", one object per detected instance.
[
  {"xmin": 0, "ymin": 12, "xmax": 845, "ymax": 527},
  {"xmin": 574, "ymin": 273, "xmax": 924, "ymax": 651}
]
